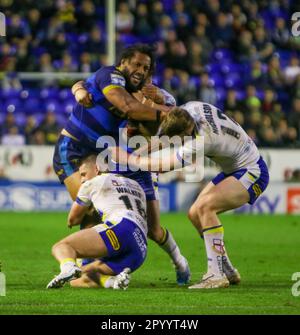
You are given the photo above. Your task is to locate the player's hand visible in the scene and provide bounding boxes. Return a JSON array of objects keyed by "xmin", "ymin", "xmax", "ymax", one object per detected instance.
[
  {"xmin": 142, "ymin": 84, "xmax": 165, "ymax": 104},
  {"xmin": 75, "ymin": 88, "xmax": 93, "ymax": 108}
]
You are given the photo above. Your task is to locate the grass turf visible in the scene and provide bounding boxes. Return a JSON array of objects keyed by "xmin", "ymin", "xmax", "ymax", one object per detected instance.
[{"xmin": 0, "ymin": 212, "xmax": 300, "ymax": 315}]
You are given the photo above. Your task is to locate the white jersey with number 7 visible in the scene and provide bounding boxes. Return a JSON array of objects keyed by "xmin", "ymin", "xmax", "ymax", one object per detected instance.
[{"xmin": 179, "ymin": 101, "xmax": 260, "ymax": 173}]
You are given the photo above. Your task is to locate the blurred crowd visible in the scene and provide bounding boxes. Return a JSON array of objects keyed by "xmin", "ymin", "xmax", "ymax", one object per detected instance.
[{"xmin": 1, "ymin": 0, "xmax": 300, "ymax": 147}]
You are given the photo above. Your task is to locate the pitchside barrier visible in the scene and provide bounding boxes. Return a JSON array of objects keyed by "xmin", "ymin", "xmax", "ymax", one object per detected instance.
[{"xmin": 0, "ymin": 145, "xmax": 299, "ymax": 213}]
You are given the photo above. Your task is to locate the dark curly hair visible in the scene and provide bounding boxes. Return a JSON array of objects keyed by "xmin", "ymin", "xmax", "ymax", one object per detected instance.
[{"xmin": 116, "ymin": 44, "xmax": 156, "ymax": 76}]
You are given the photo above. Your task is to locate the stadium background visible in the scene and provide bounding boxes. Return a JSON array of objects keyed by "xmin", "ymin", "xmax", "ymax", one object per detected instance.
[{"xmin": 0, "ymin": 0, "xmax": 300, "ymax": 315}]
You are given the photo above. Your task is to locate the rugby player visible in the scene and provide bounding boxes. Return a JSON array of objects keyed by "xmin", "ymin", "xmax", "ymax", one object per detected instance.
[
  {"xmin": 47, "ymin": 155, "xmax": 148, "ymax": 289},
  {"xmin": 112, "ymin": 101, "xmax": 269, "ymax": 289},
  {"xmin": 53, "ymin": 44, "xmax": 190, "ymax": 285}
]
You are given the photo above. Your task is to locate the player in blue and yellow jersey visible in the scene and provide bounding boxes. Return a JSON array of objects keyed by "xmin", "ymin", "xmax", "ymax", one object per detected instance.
[{"xmin": 53, "ymin": 44, "xmax": 190, "ymax": 285}]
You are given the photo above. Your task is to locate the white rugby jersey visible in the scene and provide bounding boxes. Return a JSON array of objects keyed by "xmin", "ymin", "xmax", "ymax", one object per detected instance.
[
  {"xmin": 76, "ymin": 174, "xmax": 147, "ymax": 235},
  {"xmin": 179, "ymin": 101, "xmax": 260, "ymax": 173},
  {"xmin": 161, "ymin": 88, "xmax": 176, "ymax": 106}
]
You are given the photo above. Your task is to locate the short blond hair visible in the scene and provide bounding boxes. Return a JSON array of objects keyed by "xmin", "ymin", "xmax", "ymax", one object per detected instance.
[{"xmin": 159, "ymin": 107, "xmax": 194, "ymax": 137}]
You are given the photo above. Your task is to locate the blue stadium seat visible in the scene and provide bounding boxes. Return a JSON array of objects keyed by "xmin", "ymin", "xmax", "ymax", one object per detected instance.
[{"xmin": 24, "ymin": 98, "xmax": 41, "ymax": 114}]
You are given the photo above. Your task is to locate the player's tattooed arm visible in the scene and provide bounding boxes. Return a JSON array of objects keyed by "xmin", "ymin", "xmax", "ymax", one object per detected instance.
[
  {"xmin": 141, "ymin": 83, "xmax": 165, "ymax": 105},
  {"xmin": 71, "ymin": 80, "xmax": 93, "ymax": 107},
  {"xmin": 104, "ymin": 86, "xmax": 171, "ymax": 122}
]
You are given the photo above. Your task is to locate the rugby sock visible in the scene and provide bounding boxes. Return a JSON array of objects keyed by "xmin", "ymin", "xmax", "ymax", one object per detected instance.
[
  {"xmin": 60, "ymin": 258, "xmax": 76, "ymax": 272},
  {"xmin": 158, "ymin": 228, "xmax": 185, "ymax": 270},
  {"xmin": 222, "ymin": 248, "xmax": 236, "ymax": 276},
  {"xmin": 99, "ymin": 274, "xmax": 115, "ymax": 289},
  {"xmin": 202, "ymin": 225, "xmax": 225, "ymax": 276}
]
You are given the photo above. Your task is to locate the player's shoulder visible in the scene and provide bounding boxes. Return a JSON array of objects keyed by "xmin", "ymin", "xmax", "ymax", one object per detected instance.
[
  {"xmin": 94, "ymin": 66, "xmax": 126, "ymax": 88},
  {"xmin": 96, "ymin": 65, "xmax": 124, "ymax": 79},
  {"xmin": 181, "ymin": 101, "xmax": 218, "ymax": 111},
  {"xmin": 78, "ymin": 179, "xmax": 94, "ymax": 195}
]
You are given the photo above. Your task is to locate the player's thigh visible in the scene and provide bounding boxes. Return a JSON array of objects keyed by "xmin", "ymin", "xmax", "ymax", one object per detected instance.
[
  {"xmin": 59, "ymin": 228, "xmax": 109, "ymax": 258},
  {"xmin": 64, "ymin": 171, "xmax": 81, "ymax": 201},
  {"xmin": 194, "ymin": 176, "xmax": 250, "ymax": 214}
]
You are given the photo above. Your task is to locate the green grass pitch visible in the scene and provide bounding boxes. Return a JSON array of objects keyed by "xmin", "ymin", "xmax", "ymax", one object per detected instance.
[{"xmin": 0, "ymin": 212, "xmax": 300, "ymax": 315}]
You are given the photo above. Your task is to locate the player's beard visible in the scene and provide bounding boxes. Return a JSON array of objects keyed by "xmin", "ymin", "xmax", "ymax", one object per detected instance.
[{"xmin": 122, "ymin": 68, "xmax": 146, "ymax": 93}]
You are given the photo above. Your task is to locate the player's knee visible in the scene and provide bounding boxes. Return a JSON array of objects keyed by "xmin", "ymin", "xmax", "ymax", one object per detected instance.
[
  {"xmin": 51, "ymin": 242, "xmax": 61, "ymax": 256},
  {"xmin": 195, "ymin": 195, "xmax": 215, "ymax": 217},
  {"xmin": 188, "ymin": 205, "xmax": 197, "ymax": 223}
]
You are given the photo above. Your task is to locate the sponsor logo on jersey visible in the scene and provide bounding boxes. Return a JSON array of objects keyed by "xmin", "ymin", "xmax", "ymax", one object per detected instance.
[{"xmin": 110, "ymin": 74, "xmax": 126, "ymax": 86}]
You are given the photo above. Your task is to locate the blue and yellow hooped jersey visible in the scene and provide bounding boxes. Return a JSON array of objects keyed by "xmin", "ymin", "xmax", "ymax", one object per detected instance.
[{"xmin": 65, "ymin": 66, "xmax": 128, "ymax": 150}]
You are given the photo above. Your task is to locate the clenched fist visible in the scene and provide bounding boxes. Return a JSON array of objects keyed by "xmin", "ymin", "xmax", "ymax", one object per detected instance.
[{"xmin": 74, "ymin": 88, "xmax": 93, "ymax": 108}]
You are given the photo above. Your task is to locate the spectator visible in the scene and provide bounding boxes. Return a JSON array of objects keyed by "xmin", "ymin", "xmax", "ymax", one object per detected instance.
[
  {"xmin": 253, "ymin": 26, "xmax": 274, "ymax": 62},
  {"xmin": 284, "ymin": 55, "xmax": 300, "ymax": 86},
  {"xmin": 262, "ymin": 88, "xmax": 276, "ymax": 114},
  {"xmin": 175, "ymin": 13, "xmax": 190, "ymax": 43},
  {"xmin": 42, "ymin": 16, "xmax": 64, "ymax": 42},
  {"xmin": 161, "ymin": 67, "xmax": 178, "ymax": 102},
  {"xmin": 163, "ymin": 33, "xmax": 189, "ymax": 71},
  {"xmin": 150, "ymin": 1, "xmax": 164, "ymax": 29},
  {"xmin": 272, "ymin": 17, "xmax": 291, "ymax": 48},
  {"xmin": 46, "ymin": 32, "xmax": 68, "ymax": 60},
  {"xmin": 229, "ymin": 3, "xmax": 247, "ymax": 33},
  {"xmin": 232, "ymin": 111, "xmax": 245, "ymax": 127},
  {"xmin": 233, "ymin": 30, "xmax": 256, "ymax": 63},
  {"xmin": 116, "ymin": 2, "xmax": 134, "ymax": 33},
  {"xmin": 259, "ymin": 127, "xmax": 279, "ymax": 147},
  {"xmin": 1, "ymin": 113, "xmax": 18, "ymax": 135},
  {"xmin": 171, "ymin": 0, "xmax": 190, "ymax": 26},
  {"xmin": 75, "ymin": 0, "xmax": 97, "ymax": 33},
  {"xmin": 291, "ymin": 74, "xmax": 300, "ymax": 100},
  {"xmin": 192, "ymin": 25, "xmax": 213, "ymax": 61},
  {"xmin": 83, "ymin": 26, "xmax": 106, "ymax": 57},
  {"xmin": 24, "ymin": 115, "xmax": 37, "ymax": 144},
  {"xmin": 39, "ymin": 111, "xmax": 60, "ymax": 145},
  {"xmin": 7, "ymin": 14, "xmax": 31, "ymax": 43},
  {"xmin": 188, "ymin": 40, "xmax": 205, "ymax": 75},
  {"xmin": 79, "ymin": 52, "xmax": 94, "ymax": 73},
  {"xmin": 266, "ymin": 55, "xmax": 285, "ymax": 89},
  {"xmin": 176, "ymin": 71, "xmax": 197, "ymax": 105},
  {"xmin": 31, "ymin": 129, "xmax": 47, "ymax": 145},
  {"xmin": 224, "ymin": 89, "xmax": 242, "ymax": 114},
  {"xmin": 242, "ymin": 85, "xmax": 261, "ymax": 113},
  {"xmin": 211, "ymin": 12, "xmax": 233, "ymax": 48},
  {"xmin": 57, "ymin": 53, "xmax": 78, "ymax": 87},
  {"xmin": 38, "ymin": 53, "xmax": 56, "ymax": 87},
  {"xmin": 15, "ymin": 40, "xmax": 34, "ymax": 72},
  {"xmin": 248, "ymin": 60, "xmax": 268, "ymax": 88},
  {"xmin": 0, "ymin": 43, "xmax": 14, "ymax": 72},
  {"xmin": 157, "ymin": 15, "xmax": 174, "ymax": 40},
  {"xmin": 133, "ymin": 3, "xmax": 153, "ymax": 37},
  {"xmin": 1, "ymin": 126, "xmax": 25, "ymax": 146},
  {"xmin": 270, "ymin": 102, "xmax": 285, "ymax": 127},
  {"xmin": 198, "ymin": 72, "xmax": 217, "ymax": 105},
  {"xmin": 27, "ymin": 9, "xmax": 42, "ymax": 44},
  {"xmin": 288, "ymin": 98, "xmax": 300, "ymax": 140}
]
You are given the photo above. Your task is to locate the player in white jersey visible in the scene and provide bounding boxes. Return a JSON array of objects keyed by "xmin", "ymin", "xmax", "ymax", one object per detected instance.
[
  {"xmin": 47, "ymin": 155, "xmax": 148, "ymax": 289},
  {"xmin": 112, "ymin": 101, "xmax": 269, "ymax": 289}
]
